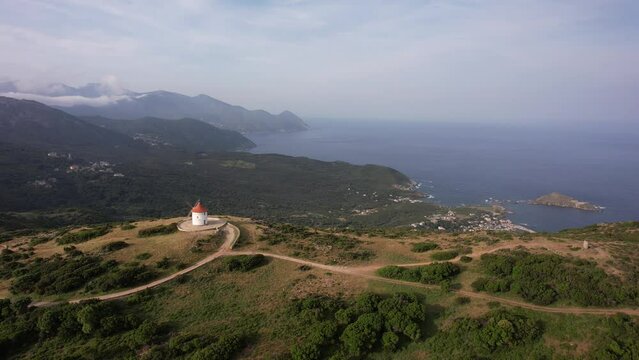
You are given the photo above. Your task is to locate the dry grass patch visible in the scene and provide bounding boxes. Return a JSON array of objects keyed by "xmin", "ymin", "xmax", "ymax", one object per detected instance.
[
  {"xmin": 28, "ymin": 217, "xmax": 222, "ymax": 266},
  {"xmin": 143, "ymin": 258, "xmax": 368, "ymax": 359}
]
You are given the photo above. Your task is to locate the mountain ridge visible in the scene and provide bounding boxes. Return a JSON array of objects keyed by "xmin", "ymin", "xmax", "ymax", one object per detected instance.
[
  {"xmin": 0, "ymin": 97, "xmax": 255, "ymax": 157},
  {"xmin": 0, "ymin": 81, "xmax": 308, "ymax": 133}
]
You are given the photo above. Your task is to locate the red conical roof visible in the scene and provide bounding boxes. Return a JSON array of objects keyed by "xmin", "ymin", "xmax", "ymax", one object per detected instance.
[{"xmin": 191, "ymin": 201, "xmax": 207, "ymax": 213}]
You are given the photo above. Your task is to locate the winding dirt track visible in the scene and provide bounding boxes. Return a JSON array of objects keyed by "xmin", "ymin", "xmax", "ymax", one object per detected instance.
[
  {"xmin": 31, "ymin": 224, "xmax": 639, "ymax": 316},
  {"xmin": 228, "ymin": 250, "xmax": 639, "ymax": 316},
  {"xmin": 31, "ymin": 223, "xmax": 240, "ymax": 307}
]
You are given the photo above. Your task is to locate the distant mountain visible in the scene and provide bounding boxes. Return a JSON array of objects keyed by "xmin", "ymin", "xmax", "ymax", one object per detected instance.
[
  {"xmin": 0, "ymin": 97, "xmax": 256, "ymax": 156},
  {"xmin": 83, "ymin": 116, "xmax": 255, "ymax": 152},
  {"xmin": 0, "ymin": 81, "xmax": 308, "ymax": 133},
  {"xmin": 0, "ymin": 96, "xmax": 141, "ymax": 157}
]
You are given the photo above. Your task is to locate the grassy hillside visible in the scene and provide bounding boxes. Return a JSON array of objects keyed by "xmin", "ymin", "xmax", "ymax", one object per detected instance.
[
  {"xmin": 2, "ymin": 219, "xmax": 639, "ymax": 358},
  {"xmin": 0, "ymin": 97, "xmax": 144, "ymax": 158},
  {"xmin": 0, "ymin": 142, "xmax": 430, "ymax": 233},
  {"xmin": 82, "ymin": 116, "xmax": 256, "ymax": 152},
  {"xmin": 0, "ymin": 98, "xmax": 440, "ymax": 234}
]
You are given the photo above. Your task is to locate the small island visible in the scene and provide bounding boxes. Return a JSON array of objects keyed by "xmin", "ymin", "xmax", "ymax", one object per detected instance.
[{"xmin": 532, "ymin": 192, "xmax": 602, "ymax": 211}]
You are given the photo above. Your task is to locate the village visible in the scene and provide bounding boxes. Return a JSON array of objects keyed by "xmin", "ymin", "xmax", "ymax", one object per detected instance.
[{"xmin": 410, "ymin": 210, "xmax": 536, "ymax": 233}]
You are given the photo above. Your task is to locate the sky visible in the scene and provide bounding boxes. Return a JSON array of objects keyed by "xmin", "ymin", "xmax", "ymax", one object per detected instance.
[{"xmin": 0, "ymin": 0, "xmax": 638, "ymax": 122}]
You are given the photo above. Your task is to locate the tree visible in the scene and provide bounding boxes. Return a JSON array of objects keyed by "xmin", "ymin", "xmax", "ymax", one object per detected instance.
[
  {"xmin": 76, "ymin": 304, "xmax": 100, "ymax": 334},
  {"xmin": 403, "ymin": 322, "xmax": 421, "ymax": 341},
  {"xmin": 11, "ymin": 297, "xmax": 31, "ymax": 314},
  {"xmin": 382, "ymin": 331, "xmax": 399, "ymax": 351},
  {"xmin": 291, "ymin": 343, "xmax": 321, "ymax": 360},
  {"xmin": 340, "ymin": 313, "xmax": 384, "ymax": 357},
  {"xmin": 37, "ymin": 310, "xmax": 60, "ymax": 336}
]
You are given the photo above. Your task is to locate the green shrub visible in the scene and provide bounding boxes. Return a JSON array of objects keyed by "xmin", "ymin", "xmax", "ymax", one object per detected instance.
[
  {"xmin": 57, "ymin": 226, "xmax": 111, "ymax": 245},
  {"xmin": 431, "ymin": 250, "xmax": 459, "ymax": 261},
  {"xmin": 290, "ymin": 292, "xmax": 428, "ymax": 359},
  {"xmin": 10, "ymin": 254, "xmax": 115, "ymax": 295},
  {"xmin": 138, "ymin": 223, "xmax": 177, "ymax": 238},
  {"xmin": 476, "ymin": 250, "xmax": 637, "ymax": 306},
  {"xmin": 471, "ymin": 277, "xmax": 489, "ymax": 291},
  {"xmin": 427, "ymin": 310, "xmax": 543, "ymax": 359},
  {"xmin": 411, "ymin": 242, "xmax": 438, "ymax": 253},
  {"xmin": 101, "ymin": 241, "xmax": 129, "ymax": 253},
  {"xmin": 120, "ymin": 223, "xmax": 136, "ymax": 230},
  {"xmin": 594, "ymin": 314, "xmax": 639, "ymax": 359},
  {"xmin": 221, "ymin": 255, "xmax": 266, "ymax": 272},
  {"xmin": 382, "ymin": 331, "xmax": 400, "ymax": 351},
  {"xmin": 341, "ymin": 250, "xmax": 375, "ymax": 261},
  {"xmin": 156, "ymin": 257, "xmax": 172, "ymax": 269},
  {"xmin": 87, "ymin": 264, "xmax": 157, "ymax": 292},
  {"xmin": 135, "ymin": 253, "xmax": 152, "ymax": 261},
  {"xmin": 460, "ymin": 255, "xmax": 472, "ymax": 263},
  {"xmin": 455, "ymin": 296, "xmax": 471, "ymax": 305},
  {"xmin": 377, "ymin": 262, "xmax": 460, "ymax": 284}
]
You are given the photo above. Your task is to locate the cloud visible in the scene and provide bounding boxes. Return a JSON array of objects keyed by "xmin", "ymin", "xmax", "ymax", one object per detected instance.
[
  {"xmin": 0, "ymin": 92, "xmax": 130, "ymax": 107},
  {"xmin": 0, "ymin": 0, "xmax": 637, "ymax": 122}
]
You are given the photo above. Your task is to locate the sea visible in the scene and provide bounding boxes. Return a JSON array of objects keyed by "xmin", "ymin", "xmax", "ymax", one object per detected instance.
[{"xmin": 248, "ymin": 119, "xmax": 639, "ymax": 232}]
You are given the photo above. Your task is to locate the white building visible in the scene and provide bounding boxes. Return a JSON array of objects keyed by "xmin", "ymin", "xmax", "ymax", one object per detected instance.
[{"xmin": 191, "ymin": 201, "xmax": 208, "ymax": 226}]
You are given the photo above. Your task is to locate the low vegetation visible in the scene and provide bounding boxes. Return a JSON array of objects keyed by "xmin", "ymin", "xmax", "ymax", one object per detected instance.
[
  {"xmin": 138, "ymin": 223, "xmax": 178, "ymax": 238},
  {"xmin": 2, "ymin": 219, "xmax": 639, "ymax": 359},
  {"xmin": 8, "ymin": 249, "xmax": 158, "ymax": 296},
  {"xmin": 430, "ymin": 249, "xmax": 459, "ymax": 261},
  {"xmin": 101, "ymin": 241, "xmax": 129, "ymax": 253},
  {"xmin": 135, "ymin": 252, "xmax": 152, "ymax": 261},
  {"xmin": 0, "ymin": 298, "xmax": 164, "ymax": 358},
  {"xmin": 0, "ymin": 296, "xmax": 246, "ymax": 359},
  {"xmin": 56, "ymin": 225, "xmax": 111, "ymax": 245},
  {"xmin": 190, "ymin": 232, "xmax": 225, "ymax": 253},
  {"xmin": 473, "ymin": 250, "xmax": 639, "ymax": 306},
  {"xmin": 221, "ymin": 255, "xmax": 267, "ymax": 272},
  {"xmin": 0, "ymin": 248, "xmax": 30, "ymax": 279},
  {"xmin": 426, "ymin": 310, "xmax": 546, "ymax": 359},
  {"xmin": 10, "ymin": 253, "xmax": 115, "ymax": 295},
  {"xmin": 289, "ymin": 292, "xmax": 428, "ymax": 359},
  {"xmin": 411, "ymin": 241, "xmax": 439, "ymax": 252},
  {"xmin": 377, "ymin": 262, "xmax": 461, "ymax": 284},
  {"xmin": 86, "ymin": 264, "xmax": 157, "ymax": 293},
  {"xmin": 120, "ymin": 223, "xmax": 136, "ymax": 230},
  {"xmin": 593, "ymin": 314, "xmax": 639, "ymax": 359},
  {"xmin": 557, "ymin": 221, "xmax": 639, "ymax": 243},
  {"xmin": 259, "ymin": 223, "xmax": 376, "ymax": 263}
]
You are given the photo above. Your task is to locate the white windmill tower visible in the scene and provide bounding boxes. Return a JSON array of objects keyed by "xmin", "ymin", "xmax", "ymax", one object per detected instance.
[{"xmin": 190, "ymin": 200, "xmax": 208, "ymax": 226}]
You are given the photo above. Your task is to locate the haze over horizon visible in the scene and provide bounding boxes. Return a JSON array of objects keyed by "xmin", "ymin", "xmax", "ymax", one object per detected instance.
[{"xmin": 1, "ymin": 0, "xmax": 638, "ymax": 123}]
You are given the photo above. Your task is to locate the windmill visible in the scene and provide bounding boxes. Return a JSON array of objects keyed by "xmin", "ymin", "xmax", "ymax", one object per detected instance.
[
  {"xmin": 185, "ymin": 199, "xmax": 200, "ymax": 217},
  {"xmin": 189, "ymin": 199, "xmax": 209, "ymax": 226}
]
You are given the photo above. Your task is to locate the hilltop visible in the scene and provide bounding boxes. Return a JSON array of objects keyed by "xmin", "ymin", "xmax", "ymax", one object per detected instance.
[{"xmin": 1, "ymin": 217, "xmax": 639, "ymax": 359}]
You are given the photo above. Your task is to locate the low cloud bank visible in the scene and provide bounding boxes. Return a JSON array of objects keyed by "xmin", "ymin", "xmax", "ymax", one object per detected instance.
[{"xmin": 0, "ymin": 92, "xmax": 130, "ymax": 107}]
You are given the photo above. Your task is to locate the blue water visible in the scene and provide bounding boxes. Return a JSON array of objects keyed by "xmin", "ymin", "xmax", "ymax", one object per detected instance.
[{"xmin": 248, "ymin": 119, "xmax": 639, "ymax": 232}]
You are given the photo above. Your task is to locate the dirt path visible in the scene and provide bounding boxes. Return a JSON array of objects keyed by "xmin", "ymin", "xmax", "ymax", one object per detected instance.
[
  {"xmin": 30, "ymin": 225, "xmax": 639, "ymax": 316},
  {"xmin": 31, "ymin": 223, "xmax": 239, "ymax": 307},
  {"xmin": 227, "ymin": 249, "xmax": 639, "ymax": 316}
]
